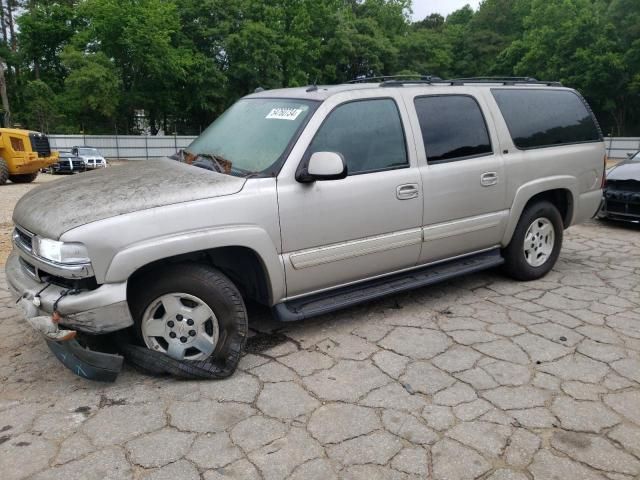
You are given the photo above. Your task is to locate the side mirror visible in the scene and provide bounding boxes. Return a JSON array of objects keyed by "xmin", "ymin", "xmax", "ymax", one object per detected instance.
[
  {"xmin": 296, "ymin": 151, "xmax": 347, "ymax": 183},
  {"xmin": 627, "ymin": 152, "xmax": 634, "ymax": 159}
]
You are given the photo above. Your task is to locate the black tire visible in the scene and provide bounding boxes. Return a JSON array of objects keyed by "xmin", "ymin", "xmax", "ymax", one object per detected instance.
[
  {"xmin": 0, "ymin": 158, "xmax": 8, "ymax": 185},
  {"xmin": 9, "ymin": 172, "xmax": 38, "ymax": 183},
  {"xmin": 127, "ymin": 263, "xmax": 248, "ymax": 379},
  {"xmin": 503, "ymin": 201, "xmax": 563, "ymax": 281}
]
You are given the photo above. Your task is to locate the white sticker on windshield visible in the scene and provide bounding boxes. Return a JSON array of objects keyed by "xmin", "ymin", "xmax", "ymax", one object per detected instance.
[{"xmin": 266, "ymin": 107, "xmax": 304, "ymax": 121}]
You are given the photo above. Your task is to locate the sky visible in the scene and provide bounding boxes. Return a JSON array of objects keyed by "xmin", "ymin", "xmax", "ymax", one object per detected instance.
[{"xmin": 411, "ymin": 0, "xmax": 482, "ymax": 20}]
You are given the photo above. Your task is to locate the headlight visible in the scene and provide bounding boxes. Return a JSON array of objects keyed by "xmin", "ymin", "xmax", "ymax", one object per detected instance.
[{"xmin": 32, "ymin": 237, "xmax": 91, "ymax": 264}]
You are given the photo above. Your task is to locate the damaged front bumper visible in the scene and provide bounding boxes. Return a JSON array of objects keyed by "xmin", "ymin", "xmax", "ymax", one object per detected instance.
[{"xmin": 5, "ymin": 250, "xmax": 131, "ymax": 381}]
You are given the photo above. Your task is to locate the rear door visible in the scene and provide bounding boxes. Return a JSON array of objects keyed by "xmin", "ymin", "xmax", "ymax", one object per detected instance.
[
  {"xmin": 405, "ymin": 91, "xmax": 509, "ymax": 264},
  {"xmin": 277, "ymin": 92, "xmax": 423, "ymax": 297}
]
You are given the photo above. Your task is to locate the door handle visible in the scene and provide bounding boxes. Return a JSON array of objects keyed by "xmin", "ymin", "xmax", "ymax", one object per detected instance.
[
  {"xmin": 480, "ymin": 172, "xmax": 498, "ymax": 187},
  {"xmin": 396, "ymin": 184, "xmax": 419, "ymax": 200}
]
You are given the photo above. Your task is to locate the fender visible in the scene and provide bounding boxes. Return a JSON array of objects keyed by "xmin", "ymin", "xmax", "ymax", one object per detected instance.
[
  {"xmin": 502, "ymin": 175, "xmax": 578, "ymax": 245},
  {"xmin": 104, "ymin": 225, "xmax": 286, "ymax": 303}
]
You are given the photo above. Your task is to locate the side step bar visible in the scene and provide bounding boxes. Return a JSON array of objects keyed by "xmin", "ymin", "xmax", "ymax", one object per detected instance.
[{"xmin": 273, "ymin": 248, "xmax": 504, "ymax": 322}]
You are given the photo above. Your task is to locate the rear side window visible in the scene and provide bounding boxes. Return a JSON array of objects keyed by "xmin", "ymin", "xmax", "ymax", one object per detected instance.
[
  {"xmin": 307, "ymin": 98, "xmax": 408, "ymax": 175},
  {"xmin": 492, "ymin": 89, "xmax": 601, "ymax": 149},
  {"xmin": 414, "ymin": 95, "xmax": 492, "ymax": 164}
]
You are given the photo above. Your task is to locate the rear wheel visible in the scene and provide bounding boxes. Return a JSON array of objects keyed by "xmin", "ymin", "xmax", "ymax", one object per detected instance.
[
  {"xmin": 0, "ymin": 158, "xmax": 8, "ymax": 185},
  {"xmin": 128, "ymin": 263, "xmax": 248, "ymax": 379},
  {"xmin": 503, "ymin": 201, "xmax": 563, "ymax": 281},
  {"xmin": 9, "ymin": 172, "xmax": 38, "ymax": 183}
]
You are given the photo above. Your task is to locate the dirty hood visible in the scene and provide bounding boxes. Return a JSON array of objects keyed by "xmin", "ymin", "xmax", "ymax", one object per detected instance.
[
  {"xmin": 607, "ymin": 160, "xmax": 640, "ymax": 182},
  {"xmin": 13, "ymin": 159, "xmax": 246, "ymax": 239}
]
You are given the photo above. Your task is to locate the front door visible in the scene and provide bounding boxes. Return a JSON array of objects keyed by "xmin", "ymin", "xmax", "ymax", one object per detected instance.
[{"xmin": 277, "ymin": 94, "xmax": 423, "ymax": 297}]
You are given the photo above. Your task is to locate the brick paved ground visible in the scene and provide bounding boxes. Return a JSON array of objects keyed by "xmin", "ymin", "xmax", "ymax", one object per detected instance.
[{"xmin": 0, "ymin": 220, "xmax": 639, "ymax": 480}]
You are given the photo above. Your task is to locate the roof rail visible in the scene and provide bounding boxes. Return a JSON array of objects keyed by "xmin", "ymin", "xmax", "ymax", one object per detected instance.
[
  {"xmin": 348, "ymin": 74, "xmax": 442, "ymax": 84},
  {"xmin": 444, "ymin": 77, "xmax": 563, "ymax": 87}
]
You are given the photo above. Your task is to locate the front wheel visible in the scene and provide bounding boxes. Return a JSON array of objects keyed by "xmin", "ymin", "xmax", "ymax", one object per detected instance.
[
  {"xmin": 127, "ymin": 263, "xmax": 248, "ymax": 379},
  {"xmin": 9, "ymin": 172, "xmax": 38, "ymax": 183},
  {"xmin": 503, "ymin": 201, "xmax": 563, "ymax": 281}
]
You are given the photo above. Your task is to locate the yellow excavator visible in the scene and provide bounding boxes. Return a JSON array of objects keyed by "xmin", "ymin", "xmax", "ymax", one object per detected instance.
[{"xmin": 0, "ymin": 128, "xmax": 59, "ymax": 185}]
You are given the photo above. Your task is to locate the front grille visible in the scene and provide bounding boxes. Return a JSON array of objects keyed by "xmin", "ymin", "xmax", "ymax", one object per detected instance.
[
  {"xmin": 607, "ymin": 180, "xmax": 640, "ymax": 193},
  {"xmin": 28, "ymin": 132, "xmax": 51, "ymax": 157},
  {"xmin": 72, "ymin": 160, "xmax": 84, "ymax": 169},
  {"xmin": 14, "ymin": 227, "xmax": 33, "ymax": 252}
]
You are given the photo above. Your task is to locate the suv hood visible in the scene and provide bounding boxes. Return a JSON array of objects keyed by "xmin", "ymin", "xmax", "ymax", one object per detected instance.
[
  {"xmin": 607, "ymin": 160, "xmax": 640, "ymax": 182},
  {"xmin": 13, "ymin": 159, "xmax": 246, "ymax": 239}
]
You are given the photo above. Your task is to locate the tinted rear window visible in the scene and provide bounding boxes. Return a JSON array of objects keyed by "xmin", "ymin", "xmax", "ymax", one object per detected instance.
[
  {"xmin": 414, "ymin": 95, "xmax": 492, "ymax": 164},
  {"xmin": 492, "ymin": 89, "xmax": 601, "ymax": 149}
]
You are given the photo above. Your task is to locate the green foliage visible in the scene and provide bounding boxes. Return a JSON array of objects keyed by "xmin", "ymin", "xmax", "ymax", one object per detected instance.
[{"xmin": 1, "ymin": 0, "xmax": 638, "ymax": 134}]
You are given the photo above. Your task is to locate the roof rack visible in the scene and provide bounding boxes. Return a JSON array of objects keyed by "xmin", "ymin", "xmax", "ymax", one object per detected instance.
[
  {"xmin": 348, "ymin": 75, "xmax": 562, "ymax": 88},
  {"xmin": 348, "ymin": 74, "xmax": 442, "ymax": 84}
]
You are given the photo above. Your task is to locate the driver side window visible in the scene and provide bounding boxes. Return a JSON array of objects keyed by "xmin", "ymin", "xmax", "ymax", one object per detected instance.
[{"xmin": 307, "ymin": 98, "xmax": 408, "ymax": 175}]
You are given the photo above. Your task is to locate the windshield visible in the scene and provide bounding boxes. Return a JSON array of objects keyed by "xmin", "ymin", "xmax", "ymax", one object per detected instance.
[
  {"xmin": 630, "ymin": 151, "xmax": 639, "ymax": 162},
  {"xmin": 186, "ymin": 98, "xmax": 317, "ymax": 176},
  {"xmin": 78, "ymin": 148, "xmax": 100, "ymax": 156}
]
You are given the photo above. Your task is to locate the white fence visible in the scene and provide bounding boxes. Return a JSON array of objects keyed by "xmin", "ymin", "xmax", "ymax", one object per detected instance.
[
  {"xmin": 48, "ymin": 134, "xmax": 197, "ymax": 160},
  {"xmin": 605, "ymin": 137, "xmax": 640, "ymax": 160},
  {"xmin": 48, "ymin": 134, "xmax": 638, "ymax": 161}
]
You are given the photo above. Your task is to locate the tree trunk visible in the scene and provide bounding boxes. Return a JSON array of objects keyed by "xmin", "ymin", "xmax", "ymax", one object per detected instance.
[
  {"xmin": 0, "ymin": 58, "xmax": 11, "ymax": 127},
  {"xmin": 6, "ymin": 0, "xmax": 15, "ymax": 52},
  {"xmin": 0, "ymin": 1, "xmax": 8, "ymax": 46}
]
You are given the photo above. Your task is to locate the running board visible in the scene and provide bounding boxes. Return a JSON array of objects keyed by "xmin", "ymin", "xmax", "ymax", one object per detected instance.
[{"xmin": 273, "ymin": 248, "xmax": 504, "ymax": 322}]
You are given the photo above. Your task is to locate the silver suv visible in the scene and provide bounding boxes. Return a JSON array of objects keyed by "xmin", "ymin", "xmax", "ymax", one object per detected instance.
[{"xmin": 6, "ymin": 77, "xmax": 605, "ymax": 381}]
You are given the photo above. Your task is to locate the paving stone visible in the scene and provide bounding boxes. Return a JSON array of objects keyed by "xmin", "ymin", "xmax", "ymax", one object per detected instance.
[
  {"xmin": 0, "ymin": 433, "xmax": 57, "ymax": 480},
  {"xmin": 551, "ymin": 396, "xmax": 620, "ymax": 433},
  {"xmin": 446, "ymin": 421, "xmax": 511, "ymax": 457},
  {"xmin": 257, "ymin": 382, "xmax": 319, "ymax": 419},
  {"xmin": 454, "ymin": 367, "xmax": 499, "ymax": 390},
  {"xmin": 611, "ymin": 358, "xmax": 640, "ymax": 383},
  {"xmin": 528, "ymin": 322, "xmax": 583, "ymax": 346},
  {"xmin": 379, "ymin": 326, "xmax": 452, "ymax": 359},
  {"xmin": 421, "ymin": 404, "xmax": 455, "ymax": 431},
  {"xmin": 487, "ymin": 323, "xmax": 526, "ymax": 337},
  {"xmin": 303, "ymin": 360, "xmax": 390, "ymax": 402},
  {"xmin": 551, "ymin": 431, "xmax": 640, "ymax": 476},
  {"xmin": 168, "ymin": 401, "xmax": 254, "ymax": 433},
  {"xmin": 203, "ymin": 459, "xmax": 260, "ymax": 480},
  {"xmin": 342, "ymin": 465, "xmax": 409, "ymax": 480},
  {"xmin": 278, "ymin": 350, "xmax": 334, "ymax": 376},
  {"xmin": 31, "ymin": 447, "xmax": 131, "ymax": 480},
  {"xmin": 482, "ymin": 360, "xmax": 531, "ymax": 386},
  {"xmin": 505, "ymin": 428, "xmax": 540, "ymax": 468},
  {"xmin": 186, "ymin": 432, "xmax": 243, "ymax": 469},
  {"xmin": 53, "ymin": 432, "xmax": 95, "ymax": 465},
  {"xmin": 250, "ymin": 361, "xmax": 298, "ymax": 382},
  {"xmin": 481, "ymin": 386, "xmax": 549, "ymax": 410},
  {"xmin": 608, "ymin": 423, "xmax": 640, "ymax": 458},
  {"xmin": 432, "ymin": 439, "xmax": 491, "ymax": 480},
  {"xmin": 199, "ymin": 371, "xmax": 260, "ymax": 403},
  {"xmin": 529, "ymin": 450, "xmax": 606, "ymax": 480},
  {"xmin": 399, "ymin": 361, "xmax": 455, "ymax": 395},
  {"xmin": 308, "ymin": 404, "xmax": 380, "ymax": 443},
  {"xmin": 509, "ymin": 408, "xmax": 557, "ymax": 429},
  {"xmin": 453, "ymin": 398, "xmax": 493, "ymax": 420},
  {"xmin": 289, "ymin": 458, "xmax": 337, "ymax": 480},
  {"xmin": 0, "ymin": 403, "xmax": 39, "ymax": 436},
  {"xmin": 433, "ymin": 381, "xmax": 477, "ymax": 406},
  {"xmin": 561, "ymin": 381, "xmax": 608, "ymax": 401},
  {"xmin": 382, "ymin": 410, "xmax": 438, "ymax": 444},
  {"xmin": 142, "ymin": 460, "xmax": 200, "ymax": 480},
  {"xmin": 577, "ymin": 325, "xmax": 622, "ymax": 345},
  {"xmin": 535, "ymin": 292, "xmax": 589, "ymax": 310},
  {"xmin": 488, "ymin": 469, "xmax": 529, "ymax": 480},
  {"xmin": 316, "ymin": 334, "xmax": 378, "ymax": 360},
  {"xmin": 372, "ymin": 350, "xmax": 409, "ymax": 378},
  {"xmin": 531, "ymin": 372, "xmax": 561, "ymax": 391},
  {"xmin": 604, "ymin": 390, "xmax": 640, "ymax": 425},
  {"xmin": 126, "ymin": 428, "xmax": 194, "ymax": 468},
  {"xmin": 359, "ymin": 382, "xmax": 426, "ymax": 411},
  {"xmin": 82, "ymin": 403, "xmax": 166, "ymax": 447},
  {"xmin": 474, "ymin": 339, "xmax": 530, "ymax": 365},
  {"xmin": 603, "ymin": 373, "xmax": 636, "ymax": 391},
  {"xmin": 391, "ymin": 447, "xmax": 428, "ymax": 475},
  {"xmin": 327, "ymin": 430, "xmax": 403, "ymax": 466},
  {"xmin": 512, "ymin": 333, "xmax": 572, "ymax": 362},
  {"xmin": 448, "ymin": 330, "xmax": 501, "ymax": 345},
  {"xmin": 230, "ymin": 416, "xmax": 287, "ymax": 452},
  {"xmin": 432, "ymin": 345, "xmax": 482, "ymax": 372},
  {"xmin": 538, "ymin": 354, "xmax": 610, "ymax": 383},
  {"xmin": 249, "ymin": 428, "xmax": 323, "ymax": 480}
]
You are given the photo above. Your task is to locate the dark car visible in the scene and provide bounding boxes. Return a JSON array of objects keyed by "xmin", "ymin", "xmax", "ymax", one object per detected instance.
[
  {"xmin": 601, "ymin": 151, "xmax": 640, "ymax": 222},
  {"xmin": 49, "ymin": 151, "xmax": 86, "ymax": 175}
]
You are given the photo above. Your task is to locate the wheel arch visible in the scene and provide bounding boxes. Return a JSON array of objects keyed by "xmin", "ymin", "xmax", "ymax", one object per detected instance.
[{"xmin": 502, "ymin": 177, "xmax": 577, "ymax": 246}]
